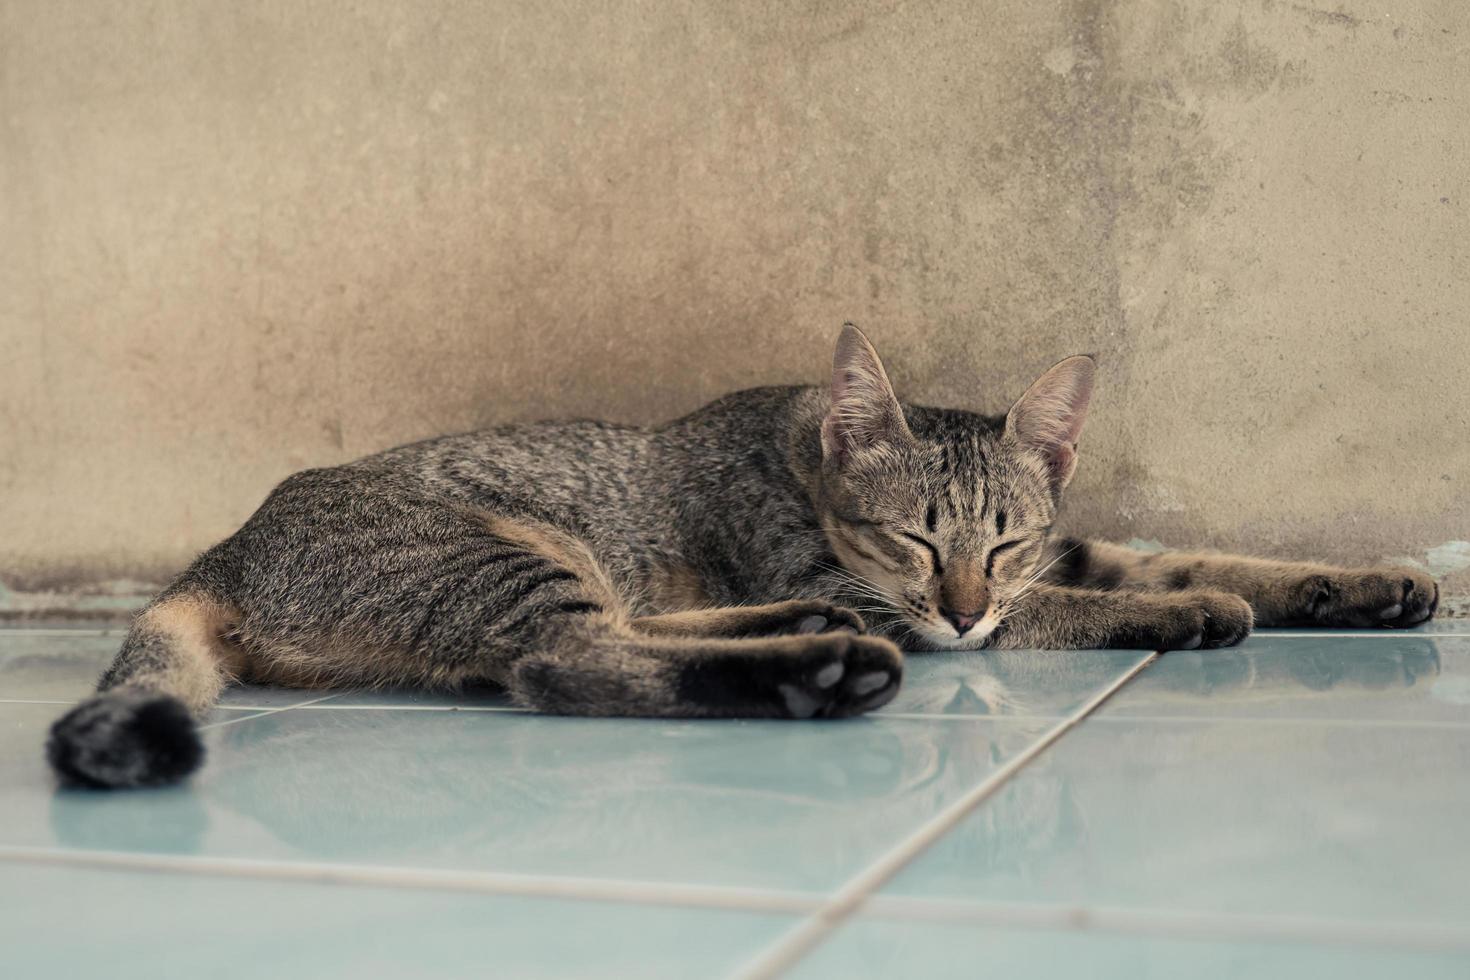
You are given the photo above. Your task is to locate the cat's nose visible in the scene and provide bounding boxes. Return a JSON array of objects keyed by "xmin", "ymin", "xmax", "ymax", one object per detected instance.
[
  {"xmin": 939, "ymin": 562, "xmax": 988, "ymax": 633},
  {"xmin": 940, "ymin": 607, "xmax": 984, "ymax": 635}
]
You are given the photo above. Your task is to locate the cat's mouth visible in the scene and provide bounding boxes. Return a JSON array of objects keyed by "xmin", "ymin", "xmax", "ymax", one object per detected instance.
[{"xmin": 907, "ymin": 607, "xmax": 1004, "ymax": 650}]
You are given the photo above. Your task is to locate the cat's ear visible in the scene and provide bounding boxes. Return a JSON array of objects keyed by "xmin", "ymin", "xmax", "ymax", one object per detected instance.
[
  {"xmin": 822, "ymin": 323, "xmax": 912, "ymax": 466},
  {"xmin": 1005, "ymin": 355, "xmax": 1095, "ymax": 492}
]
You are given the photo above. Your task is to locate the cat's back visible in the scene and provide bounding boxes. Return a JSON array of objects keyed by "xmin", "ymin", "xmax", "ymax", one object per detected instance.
[
  {"xmin": 653, "ymin": 385, "xmax": 819, "ymax": 454},
  {"xmin": 356, "ymin": 417, "xmax": 655, "ymax": 500},
  {"xmin": 254, "ymin": 386, "xmax": 820, "ymax": 532}
]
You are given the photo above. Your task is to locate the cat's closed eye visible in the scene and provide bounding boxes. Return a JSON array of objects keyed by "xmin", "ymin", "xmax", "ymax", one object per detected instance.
[
  {"xmin": 986, "ymin": 539, "xmax": 1033, "ymax": 577},
  {"xmin": 898, "ymin": 531, "xmax": 944, "ymax": 574}
]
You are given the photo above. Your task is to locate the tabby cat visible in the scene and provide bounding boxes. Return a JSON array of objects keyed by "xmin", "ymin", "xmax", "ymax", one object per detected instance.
[{"xmin": 47, "ymin": 325, "xmax": 1439, "ymax": 788}]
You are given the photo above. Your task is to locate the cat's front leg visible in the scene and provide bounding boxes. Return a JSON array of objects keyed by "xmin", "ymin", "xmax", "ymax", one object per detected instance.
[
  {"xmin": 631, "ymin": 599, "xmax": 866, "ymax": 639},
  {"xmin": 1261, "ymin": 566, "xmax": 1439, "ymax": 629},
  {"xmin": 990, "ymin": 584, "xmax": 1253, "ymax": 651},
  {"xmin": 1046, "ymin": 540, "xmax": 1439, "ymax": 629}
]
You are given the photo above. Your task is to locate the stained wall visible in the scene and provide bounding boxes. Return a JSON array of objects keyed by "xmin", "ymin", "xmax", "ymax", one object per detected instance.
[{"xmin": 2, "ymin": 1, "xmax": 1466, "ymax": 614}]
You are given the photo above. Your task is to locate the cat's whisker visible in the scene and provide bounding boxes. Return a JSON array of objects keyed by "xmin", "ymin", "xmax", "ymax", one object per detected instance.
[
  {"xmin": 1008, "ymin": 543, "xmax": 1082, "ymax": 605},
  {"xmin": 882, "ymin": 619, "xmax": 924, "ymax": 649},
  {"xmin": 812, "ymin": 561, "xmax": 902, "ymax": 608}
]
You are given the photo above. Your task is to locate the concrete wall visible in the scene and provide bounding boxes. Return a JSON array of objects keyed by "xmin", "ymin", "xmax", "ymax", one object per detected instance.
[{"xmin": 3, "ymin": 0, "xmax": 1467, "ymax": 615}]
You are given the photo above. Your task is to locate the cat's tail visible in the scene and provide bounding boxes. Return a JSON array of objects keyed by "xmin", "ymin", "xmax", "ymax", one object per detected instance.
[{"xmin": 47, "ymin": 586, "xmax": 241, "ymax": 789}]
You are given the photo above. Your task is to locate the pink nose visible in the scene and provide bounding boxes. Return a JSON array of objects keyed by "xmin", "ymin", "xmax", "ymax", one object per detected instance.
[{"xmin": 941, "ymin": 608, "xmax": 984, "ymax": 635}]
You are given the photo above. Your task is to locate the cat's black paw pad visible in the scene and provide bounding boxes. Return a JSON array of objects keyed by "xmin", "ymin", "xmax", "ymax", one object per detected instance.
[
  {"xmin": 675, "ymin": 634, "xmax": 901, "ymax": 719},
  {"xmin": 824, "ymin": 636, "xmax": 904, "ymax": 717},
  {"xmin": 766, "ymin": 601, "xmax": 866, "ymax": 637},
  {"xmin": 1297, "ymin": 568, "xmax": 1438, "ymax": 628},
  {"xmin": 779, "ymin": 635, "xmax": 903, "ymax": 718},
  {"xmin": 47, "ymin": 691, "xmax": 203, "ymax": 789}
]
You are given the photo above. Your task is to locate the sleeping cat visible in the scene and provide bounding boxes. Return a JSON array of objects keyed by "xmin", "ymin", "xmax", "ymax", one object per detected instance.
[{"xmin": 47, "ymin": 325, "xmax": 1439, "ymax": 788}]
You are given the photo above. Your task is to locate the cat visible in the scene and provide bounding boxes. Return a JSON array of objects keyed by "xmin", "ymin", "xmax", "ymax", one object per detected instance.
[{"xmin": 47, "ymin": 325, "xmax": 1439, "ymax": 788}]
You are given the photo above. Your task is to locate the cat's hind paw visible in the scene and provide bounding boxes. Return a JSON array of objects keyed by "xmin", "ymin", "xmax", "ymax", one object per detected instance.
[
  {"xmin": 677, "ymin": 633, "xmax": 902, "ymax": 719},
  {"xmin": 771, "ymin": 634, "xmax": 903, "ymax": 718},
  {"xmin": 1296, "ymin": 568, "xmax": 1438, "ymax": 629}
]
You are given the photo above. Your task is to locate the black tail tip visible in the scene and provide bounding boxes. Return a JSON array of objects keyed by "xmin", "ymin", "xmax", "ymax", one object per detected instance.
[{"xmin": 47, "ymin": 691, "xmax": 204, "ymax": 789}]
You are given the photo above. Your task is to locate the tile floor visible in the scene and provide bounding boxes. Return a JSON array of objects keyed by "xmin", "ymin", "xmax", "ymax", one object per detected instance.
[{"xmin": 2, "ymin": 623, "xmax": 1468, "ymax": 978}]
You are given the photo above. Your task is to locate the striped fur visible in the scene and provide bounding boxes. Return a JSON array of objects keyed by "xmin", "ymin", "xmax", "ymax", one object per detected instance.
[{"xmin": 48, "ymin": 325, "xmax": 1437, "ymax": 787}]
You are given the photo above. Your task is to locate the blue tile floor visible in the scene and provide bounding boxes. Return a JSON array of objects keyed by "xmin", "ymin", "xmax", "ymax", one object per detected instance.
[{"xmin": 2, "ymin": 623, "xmax": 1468, "ymax": 978}]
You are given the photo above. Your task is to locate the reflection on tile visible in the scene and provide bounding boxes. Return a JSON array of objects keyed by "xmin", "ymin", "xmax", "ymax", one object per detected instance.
[
  {"xmin": 1416, "ymin": 620, "xmax": 1470, "ymax": 635},
  {"xmin": 790, "ymin": 918, "xmax": 1470, "ymax": 979},
  {"xmin": 1098, "ymin": 635, "xmax": 1469, "ymax": 723},
  {"xmin": 217, "ymin": 687, "xmax": 339, "ymax": 710},
  {"xmin": 884, "ymin": 649, "xmax": 1151, "ymax": 718},
  {"xmin": 0, "ymin": 623, "xmax": 127, "ymax": 635},
  {"xmin": 0, "ymin": 863, "xmax": 789, "ymax": 979},
  {"xmin": 0, "ymin": 633, "xmax": 117, "ymax": 700},
  {"xmin": 322, "ymin": 684, "xmax": 518, "ymax": 709},
  {"xmin": 1255, "ymin": 620, "xmax": 1468, "ymax": 637},
  {"xmin": 0, "ymin": 702, "xmax": 1049, "ymax": 891},
  {"xmin": 884, "ymin": 719, "xmax": 1470, "ymax": 926},
  {"xmin": 0, "ymin": 705, "xmax": 239, "ymax": 853}
]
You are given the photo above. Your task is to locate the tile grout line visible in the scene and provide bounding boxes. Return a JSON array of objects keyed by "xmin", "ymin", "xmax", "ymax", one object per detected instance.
[
  {"xmin": 727, "ymin": 651, "xmax": 1162, "ymax": 980},
  {"xmin": 0, "ymin": 629, "xmax": 129, "ymax": 637},
  {"xmin": 0, "ymin": 845, "xmax": 823, "ymax": 915},
  {"xmin": 228, "ymin": 702, "xmax": 529, "ymax": 713},
  {"xmin": 1085, "ymin": 713, "xmax": 1470, "ymax": 730},
  {"xmin": 11, "ymin": 702, "xmax": 1470, "ymax": 731},
  {"xmin": 877, "ymin": 712, "xmax": 1069, "ymax": 723},
  {"xmin": 11, "ymin": 700, "xmax": 1470, "ymax": 729},
  {"xmin": 1240, "ymin": 637, "xmax": 1470, "ymax": 643},
  {"xmin": 1, "ymin": 843, "xmax": 1464, "ymax": 955},
  {"xmin": 10, "ymin": 629, "xmax": 1470, "ymax": 642},
  {"xmin": 882, "ymin": 710, "xmax": 1470, "ymax": 730},
  {"xmin": 0, "ymin": 697, "xmax": 528, "ymax": 714},
  {"xmin": 196, "ymin": 693, "xmax": 345, "ymax": 730},
  {"xmin": 863, "ymin": 895, "xmax": 1470, "ymax": 953}
]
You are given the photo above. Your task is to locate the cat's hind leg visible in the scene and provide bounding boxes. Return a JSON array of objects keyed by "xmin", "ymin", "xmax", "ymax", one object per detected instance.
[
  {"xmin": 509, "ymin": 624, "xmax": 902, "ymax": 719},
  {"xmin": 379, "ymin": 536, "xmax": 904, "ymax": 718},
  {"xmin": 1046, "ymin": 538, "xmax": 1438, "ymax": 628},
  {"xmin": 207, "ymin": 478, "xmax": 901, "ymax": 721},
  {"xmin": 241, "ymin": 509, "xmax": 903, "ymax": 719},
  {"xmin": 48, "ymin": 582, "xmax": 247, "ymax": 788}
]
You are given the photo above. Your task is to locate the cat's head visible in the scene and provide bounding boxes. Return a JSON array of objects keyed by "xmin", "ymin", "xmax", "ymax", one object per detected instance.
[{"xmin": 815, "ymin": 324, "xmax": 1094, "ymax": 649}]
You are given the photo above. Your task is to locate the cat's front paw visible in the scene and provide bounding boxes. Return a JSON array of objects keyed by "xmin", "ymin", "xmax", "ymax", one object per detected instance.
[
  {"xmin": 1293, "ymin": 567, "xmax": 1438, "ymax": 628},
  {"xmin": 761, "ymin": 600, "xmax": 867, "ymax": 637},
  {"xmin": 1110, "ymin": 591, "xmax": 1253, "ymax": 651}
]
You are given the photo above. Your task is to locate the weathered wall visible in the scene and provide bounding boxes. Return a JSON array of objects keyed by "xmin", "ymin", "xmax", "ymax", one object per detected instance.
[{"xmin": 2, "ymin": 0, "xmax": 1467, "ymax": 615}]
